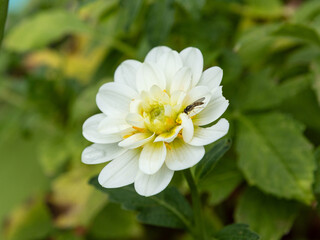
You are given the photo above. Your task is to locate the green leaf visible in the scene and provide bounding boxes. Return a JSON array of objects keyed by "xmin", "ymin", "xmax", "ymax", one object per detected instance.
[
  {"xmin": 280, "ymin": 88, "xmax": 320, "ymax": 131},
  {"xmin": 214, "ymin": 223, "xmax": 260, "ymax": 240},
  {"xmin": 235, "ymin": 24, "xmax": 278, "ymax": 65},
  {"xmin": 53, "ymin": 231, "xmax": 85, "ymax": 240},
  {"xmin": 311, "ymin": 59, "xmax": 320, "ymax": 106},
  {"xmin": 89, "ymin": 176, "xmax": 193, "ymax": 229},
  {"xmin": 235, "ymin": 188, "xmax": 299, "ymax": 240},
  {"xmin": 119, "ymin": 0, "xmax": 143, "ymax": 31},
  {"xmin": 146, "ymin": 0, "xmax": 175, "ymax": 46},
  {"xmin": 272, "ymin": 23, "xmax": 320, "ymax": 48},
  {"xmin": 79, "ymin": 0, "xmax": 118, "ymax": 22},
  {"xmin": 0, "ymin": 108, "xmax": 49, "ymax": 224},
  {"xmin": 219, "ymin": 49, "xmax": 243, "ymax": 84},
  {"xmin": 235, "ymin": 70, "xmax": 311, "ymax": 111},
  {"xmin": 38, "ymin": 134, "xmax": 70, "ymax": 176},
  {"xmin": 292, "ymin": 0, "xmax": 320, "ymax": 23},
  {"xmin": 195, "ymin": 138, "xmax": 232, "ymax": 181},
  {"xmin": 0, "ymin": 0, "xmax": 9, "ymax": 49},
  {"xmin": 5, "ymin": 198, "xmax": 53, "ymax": 240},
  {"xmin": 5, "ymin": 10, "xmax": 89, "ymax": 52},
  {"xmin": 243, "ymin": 0, "xmax": 282, "ymax": 19},
  {"xmin": 198, "ymin": 157, "xmax": 243, "ymax": 205},
  {"xmin": 236, "ymin": 112, "xmax": 315, "ymax": 204},
  {"xmin": 88, "ymin": 203, "xmax": 142, "ymax": 239},
  {"xmin": 286, "ymin": 45, "xmax": 320, "ymax": 66},
  {"xmin": 175, "ymin": 0, "xmax": 205, "ymax": 19},
  {"xmin": 50, "ymin": 167, "xmax": 106, "ymax": 228},
  {"xmin": 313, "ymin": 147, "xmax": 320, "ymax": 199}
]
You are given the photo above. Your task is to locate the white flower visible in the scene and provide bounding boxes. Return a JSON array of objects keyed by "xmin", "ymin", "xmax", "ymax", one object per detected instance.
[{"xmin": 82, "ymin": 46, "xmax": 229, "ymax": 197}]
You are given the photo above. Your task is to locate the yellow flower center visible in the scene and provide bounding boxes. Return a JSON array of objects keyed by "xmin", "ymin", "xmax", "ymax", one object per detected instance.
[{"xmin": 143, "ymin": 103, "xmax": 178, "ymax": 135}]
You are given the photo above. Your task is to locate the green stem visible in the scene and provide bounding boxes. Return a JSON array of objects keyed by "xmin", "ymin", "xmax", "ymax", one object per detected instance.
[
  {"xmin": 184, "ymin": 169, "xmax": 208, "ymax": 240},
  {"xmin": 0, "ymin": 0, "xmax": 9, "ymax": 49}
]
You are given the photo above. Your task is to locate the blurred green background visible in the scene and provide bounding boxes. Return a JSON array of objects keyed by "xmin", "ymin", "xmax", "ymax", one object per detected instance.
[{"xmin": 1, "ymin": 0, "xmax": 320, "ymax": 239}]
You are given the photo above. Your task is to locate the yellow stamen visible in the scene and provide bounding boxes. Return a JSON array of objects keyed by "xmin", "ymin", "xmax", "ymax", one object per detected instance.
[
  {"xmin": 132, "ymin": 126, "xmax": 145, "ymax": 132},
  {"xmin": 166, "ymin": 118, "xmax": 174, "ymax": 126},
  {"xmin": 123, "ymin": 134, "xmax": 132, "ymax": 139},
  {"xmin": 165, "ymin": 142, "xmax": 172, "ymax": 150}
]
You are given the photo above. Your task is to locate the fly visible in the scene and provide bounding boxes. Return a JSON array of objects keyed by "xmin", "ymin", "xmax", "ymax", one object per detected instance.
[{"xmin": 183, "ymin": 97, "xmax": 205, "ymax": 115}]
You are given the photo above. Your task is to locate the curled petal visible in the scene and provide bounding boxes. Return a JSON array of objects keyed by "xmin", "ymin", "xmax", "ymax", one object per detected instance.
[
  {"xmin": 83, "ymin": 114, "xmax": 122, "ymax": 144},
  {"xmin": 98, "ymin": 117, "xmax": 131, "ymax": 134},
  {"xmin": 170, "ymin": 67, "xmax": 192, "ymax": 94},
  {"xmin": 96, "ymin": 82, "xmax": 138, "ymax": 116},
  {"xmin": 145, "ymin": 46, "xmax": 172, "ymax": 63},
  {"xmin": 114, "ymin": 60, "xmax": 141, "ymax": 90},
  {"xmin": 198, "ymin": 66, "xmax": 223, "ymax": 90},
  {"xmin": 193, "ymin": 96, "xmax": 229, "ymax": 126},
  {"xmin": 189, "ymin": 118, "xmax": 229, "ymax": 146},
  {"xmin": 183, "ymin": 85, "xmax": 211, "ymax": 107},
  {"xmin": 126, "ymin": 113, "xmax": 145, "ymax": 129},
  {"xmin": 158, "ymin": 50, "xmax": 183, "ymax": 88},
  {"xmin": 98, "ymin": 149, "xmax": 140, "ymax": 188},
  {"xmin": 179, "ymin": 113, "xmax": 194, "ymax": 143},
  {"xmin": 180, "ymin": 47, "xmax": 203, "ymax": 87},
  {"xmin": 170, "ymin": 90, "xmax": 186, "ymax": 106},
  {"xmin": 165, "ymin": 138, "xmax": 205, "ymax": 171},
  {"xmin": 154, "ymin": 125, "xmax": 183, "ymax": 143},
  {"xmin": 118, "ymin": 132, "xmax": 155, "ymax": 149},
  {"xmin": 139, "ymin": 142, "xmax": 166, "ymax": 175},
  {"xmin": 134, "ymin": 164, "xmax": 174, "ymax": 197},
  {"xmin": 136, "ymin": 63, "xmax": 166, "ymax": 92},
  {"xmin": 82, "ymin": 143, "xmax": 127, "ymax": 164}
]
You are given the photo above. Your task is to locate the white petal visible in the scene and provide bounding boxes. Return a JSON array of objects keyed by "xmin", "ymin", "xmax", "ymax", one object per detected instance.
[
  {"xmin": 98, "ymin": 117, "xmax": 131, "ymax": 134},
  {"xmin": 193, "ymin": 96, "xmax": 229, "ymax": 126},
  {"xmin": 183, "ymin": 86, "xmax": 211, "ymax": 106},
  {"xmin": 145, "ymin": 46, "xmax": 172, "ymax": 63},
  {"xmin": 130, "ymin": 99, "xmax": 142, "ymax": 114},
  {"xmin": 154, "ymin": 125, "xmax": 183, "ymax": 143},
  {"xmin": 149, "ymin": 85, "xmax": 170, "ymax": 104},
  {"xmin": 170, "ymin": 90, "xmax": 186, "ymax": 106},
  {"xmin": 114, "ymin": 60, "xmax": 141, "ymax": 90},
  {"xmin": 189, "ymin": 118, "xmax": 229, "ymax": 146},
  {"xmin": 180, "ymin": 47, "xmax": 203, "ymax": 87},
  {"xmin": 170, "ymin": 67, "xmax": 192, "ymax": 94},
  {"xmin": 179, "ymin": 113, "xmax": 194, "ymax": 143},
  {"xmin": 134, "ymin": 164, "xmax": 174, "ymax": 197},
  {"xmin": 211, "ymin": 86, "xmax": 223, "ymax": 100},
  {"xmin": 139, "ymin": 142, "xmax": 166, "ymax": 175},
  {"xmin": 136, "ymin": 62, "xmax": 166, "ymax": 92},
  {"xmin": 83, "ymin": 114, "xmax": 122, "ymax": 144},
  {"xmin": 96, "ymin": 82, "xmax": 138, "ymax": 115},
  {"xmin": 82, "ymin": 143, "xmax": 127, "ymax": 164},
  {"xmin": 182, "ymin": 86, "xmax": 212, "ymax": 117},
  {"xmin": 126, "ymin": 113, "xmax": 145, "ymax": 128},
  {"xmin": 118, "ymin": 132, "xmax": 155, "ymax": 149},
  {"xmin": 165, "ymin": 138, "xmax": 205, "ymax": 171},
  {"xmin": 98, "ymin": 149, "xmax": 140, "ymax": 188},
  {"xmin": 158, "ymin": 50, "xmax": 183, "ymax": 88},
  {"xmin": 198, "ymin": 67, "xmax": 223, "ymax": 90}
]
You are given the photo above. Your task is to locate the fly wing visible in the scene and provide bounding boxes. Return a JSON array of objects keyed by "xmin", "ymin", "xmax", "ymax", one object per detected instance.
[
  {"xmin": 187, "ymin": 104, "xmax": 205, "ymax": 117},
  {"xmin": 186, "ymin": 97, "xmax": 206, "ymax": 117},
  {"xmin": 194, "ymin": 97, "xmax": 205, "ymax": 105}
]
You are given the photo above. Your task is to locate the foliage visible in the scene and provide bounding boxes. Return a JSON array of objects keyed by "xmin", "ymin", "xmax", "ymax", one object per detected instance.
[
  {"xmin": 214, "ymin": 224, "xmax": 260, "ymax": 240},
  {"xmin": 0, "ymin": 0, "xmax": 9, "ymax": 47},
  {"xmin": 1, "ymin": 0, "xmax": 320, "ymax": 239}
]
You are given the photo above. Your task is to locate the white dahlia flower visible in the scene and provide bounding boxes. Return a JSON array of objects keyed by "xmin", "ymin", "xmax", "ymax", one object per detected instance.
[{"xmin": 82, "ymin": 46, "xmax": 229, "ymax": 196}]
